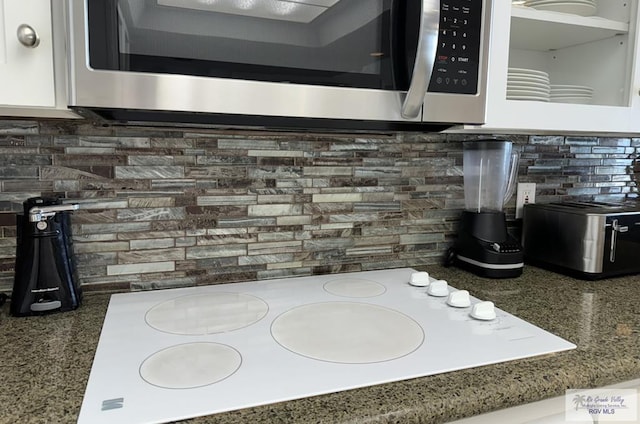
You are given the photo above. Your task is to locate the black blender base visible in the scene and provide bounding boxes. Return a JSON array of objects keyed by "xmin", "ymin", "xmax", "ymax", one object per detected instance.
[
  {"xmin": 452, "ymin": 254, "xmax": 523, "ymax": 278},
  {"xmin": 444, "ymin": 240, "xmax": 524, "ymax": 279},
  {"xmin": 445, "ymin": 211, "xmax": 524, "ymax": 279}
]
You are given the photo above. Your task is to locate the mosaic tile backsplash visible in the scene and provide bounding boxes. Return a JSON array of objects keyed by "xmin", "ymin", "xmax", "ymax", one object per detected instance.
[{"xmin": 1, "ymin": 119, "xmax": 638, "ymax": 293}]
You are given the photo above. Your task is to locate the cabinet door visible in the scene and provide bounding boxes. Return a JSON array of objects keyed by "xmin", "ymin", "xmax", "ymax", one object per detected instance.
[
  {"xmin": 462, "ymin": 0, "xmax": 640, "ymax": 134},
  {"xmin": 0, "ymin": 0, "xmax": 55, "ymax": 108}
]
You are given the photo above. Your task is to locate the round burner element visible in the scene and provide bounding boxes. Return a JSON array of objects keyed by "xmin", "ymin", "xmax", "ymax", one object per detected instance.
[
  {"xmin": 145, "ymin": 292, "xmax": 268, "ymax": 335},
  {"xmin": 140, "ymin": 342, "xmax": 241, "ymax": 389},
  {"xmin": 271, "ymin": 302, "xmax": 424, "ymax": 364},
  {"xmin": 323, "ymin": 278, "xmax": 386, "ymax": 298}
]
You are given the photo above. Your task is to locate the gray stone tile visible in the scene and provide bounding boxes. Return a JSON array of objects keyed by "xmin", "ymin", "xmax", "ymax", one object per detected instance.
[
  {"xmin": 303, "ymin": 238, "xmax": 354, "ymax": 251},
  {"xmin": 128, "ymin": 155, "xmax": 175, "ymax": 166},
  {"xmin": 256, "ymin": 267, "xmax": 313, "ymax": 280},
  {"xmin": 197, "ymin": 195, "xmax": 256, "ymax": 206},
  {"xmin": 186, "ymin": 245, "xmax": 247, "ymax": 259},
  {"xmin": 0, "ymin": 166, "xmax": 39, "ymax": 178},
  {"xmin": 127, "ymin": 197, "xmax": 175, "ymax": 208},
  {"xmin": 130, "ymin": 238, "xmax": 175, "ymax": 250},
  {"xmin": 0, "ymin": 120, "xmax": 38, "ymax": 134},
  {"xmin": 238, "ymin": 254, "xmax": 295, "ymax": 265},
  {"xmin": 247, "ymin": 240, "xmax": 302, "ymax": 255},
  {"xmin": 53, "ymin": 180, "xmax": 80, "ymax": 192},
  {"xmin": 248, "ymin": 167, "xmax": 303, "ymax": 179},
  {"xmin": 77, "ymin": 136, "xmax": 150, "ymax": 148},
  {"xmin": 277, "ymin": 215, "xmax": 312, "ymax": 226},
  {"xmin": 197, "ymin": 233, "xmax": 256, "ymax": 246},
  {"xmin": 118, "ymin": 248, "xmax": 185, "ymax": 263},
  {"xmin": 597, "ymin": 137, "xmax": 631, "ymax": 147},
  {"xmin": 186, "ymin": 166, "xmax": 247, "ymax": 178},
  {"xmin": 117, "ymin": 208, "xmax": 186, "ymax": 221},
  {"xmin": 217, "ymin": 139, "xmax": 279, "ymax": 150},
  {"xmin": 79, "ymin": 222, "xmax": 151, "ymax": 234},
  {"xmin": 65, "ymin": 147, "xmax": 116, "ymax": 155},
  {"xmin": 115, "ymin": 166, "xmax": 184, "ymax": 179},
  {"xmin": 73, "ymin": 241, "xmax": 130, "ymax": 253},
  {"xmin": 565, "ymin": 136, "xmax": 598, "ymax": 145},
  {"xmin": 74, "ymin": 252, "xmax": 118, "ymax": 266},
  {"xmin": 218, "ymin": 217, "xmax": 276, "ymax": 228},
  {"xmin": 346, "ymin": 246, "xmax": 393, "ymax": 256},
  {"xmin": 151, "ymin": 179, "xmax": 197, "ymax": 190},
  {"xmin": 151, "ymin": 138, "xmax": 195, "ymax": 148},
  {"xmin": 107, "ymin": 261, "xmax": 175, "ymax": 276},
  {"xmin": 41, "ymin": 167, "xmax": 108, "ymax": 181},
  {"xmin": 131, "ymin": 277, "xmax": 197, "ymax": 291},
  {"xmin": 2, "ymin": 181, "xmax": 54, "ymax": 192},
  {"xmin": 248, "ymin": 204, "xmax": 302, "ymax": 217},
  {"xmin": 530, "ymin": 136, "xmax": 565, "ymax": 145}
]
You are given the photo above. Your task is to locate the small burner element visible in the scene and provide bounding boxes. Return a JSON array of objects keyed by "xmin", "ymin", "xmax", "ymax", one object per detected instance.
[
  {"xmin": 139, "ymin": 342, "xmax": 241, "ymax": 389},
  {"xmin": 323, "ymin": 278, "xmax": 386, "ymax": 298},
  {"xmin": 271, "ymin": 302, "xmax": 424, "ymax": 364},
  {"xmin": 145, "ymin": 292, "xmax": 268, "ymax": 335}
]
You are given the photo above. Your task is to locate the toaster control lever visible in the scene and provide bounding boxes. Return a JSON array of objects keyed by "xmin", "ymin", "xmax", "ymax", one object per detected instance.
[{"xmin": 609, "ymin": 219, "xmax": 628, "ymax": 263}]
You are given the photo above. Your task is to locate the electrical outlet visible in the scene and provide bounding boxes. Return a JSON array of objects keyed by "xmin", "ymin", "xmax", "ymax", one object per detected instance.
[{"xmin": 516, "ymin": 183, "xmax": 536, "ymax": 219}]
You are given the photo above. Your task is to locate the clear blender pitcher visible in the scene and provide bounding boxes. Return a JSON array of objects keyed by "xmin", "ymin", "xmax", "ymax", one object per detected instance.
[
  {"xmin": 445, "ymin": 139, "xmax": 523, "ymax": 279},
  {"xmin": 463, "ymin": 140, "xmax": 519, "ymax": 213}
]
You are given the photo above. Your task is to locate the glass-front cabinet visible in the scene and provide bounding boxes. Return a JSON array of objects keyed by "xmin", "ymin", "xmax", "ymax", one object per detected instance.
[{"xmin": 464, "ymin": 0, "xmax": 640, "ymax": 134}]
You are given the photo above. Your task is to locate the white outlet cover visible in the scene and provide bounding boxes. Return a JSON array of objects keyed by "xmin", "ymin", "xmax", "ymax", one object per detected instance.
[{"xmin": 516, "ymin": 183, "xmax": 536, "ymax": 219}]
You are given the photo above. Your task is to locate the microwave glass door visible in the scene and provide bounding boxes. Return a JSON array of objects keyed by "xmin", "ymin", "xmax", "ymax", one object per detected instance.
[{"xmin": 87, "ymin": 0, "xmax": 418, "ymax": 91}]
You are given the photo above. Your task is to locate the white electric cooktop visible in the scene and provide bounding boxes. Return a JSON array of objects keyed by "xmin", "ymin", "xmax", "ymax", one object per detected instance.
[{"xmin": 78, "ymin": 268, "xmax": 576, "ymax": 424}]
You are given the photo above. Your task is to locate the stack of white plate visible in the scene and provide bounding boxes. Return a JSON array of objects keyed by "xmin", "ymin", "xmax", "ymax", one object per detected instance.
[
  {"xmin": 524, "ymin": 0, "xmax": 596, "ymax": 16},
  {"xmin": 507, "ymin": 67, "xmax": 550, "ymax": 102},
  {"xmin": 550, "ymin": 84, "xmax": 593, "ymax": 104}
]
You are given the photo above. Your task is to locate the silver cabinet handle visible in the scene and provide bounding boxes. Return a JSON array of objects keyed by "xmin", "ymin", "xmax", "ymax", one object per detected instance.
[
  {"xmin": 17, "ymin": 24, "xmax": 40, "ymax": 48},
  {"xmin": 401, "ymin": 0, "xmax": 441, "ymax": 119}
]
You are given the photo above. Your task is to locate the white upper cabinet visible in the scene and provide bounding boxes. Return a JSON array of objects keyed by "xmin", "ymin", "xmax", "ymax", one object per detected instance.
[
  {"xmin": 464, "ymin": 0, "xmax": 640, "ymax": 134},
  {"xmin": 0, "ymin": 0, "xmax": 78, "ymax": 118}
]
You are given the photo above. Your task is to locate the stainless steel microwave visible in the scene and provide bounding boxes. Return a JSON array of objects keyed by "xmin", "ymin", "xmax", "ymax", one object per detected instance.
[{"xmin": 66, "ymin": 0, "xmax": 493, "ymax": 131}]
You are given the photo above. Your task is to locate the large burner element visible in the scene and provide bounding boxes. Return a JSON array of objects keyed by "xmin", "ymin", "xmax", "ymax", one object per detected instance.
[
  {"xmin": 145, "ymin": 292, "xmax": 268, "ymax": 335},
  {"xmin": 139, "ymin": 342, "xmax": 241, "ymax": 389},
  {"xmin": 271, "ymin": 302, "xmax": 424, "ymax": 364}
]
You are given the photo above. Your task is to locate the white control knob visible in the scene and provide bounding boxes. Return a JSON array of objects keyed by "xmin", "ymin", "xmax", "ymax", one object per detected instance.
[
  {"xmin": 446, "ymin": 290, "xmax": 471, "ymax": 308},
  {"xmin": 409, "ymin": 271, "xmax": 430, "ymax": 287},
  {"xmin": 470, "ymin": 301, "xmax": 496, "ymax": 321},
  {"xmin": 427, "ymin": 280, "xmax": 449, "ymax": 297}
]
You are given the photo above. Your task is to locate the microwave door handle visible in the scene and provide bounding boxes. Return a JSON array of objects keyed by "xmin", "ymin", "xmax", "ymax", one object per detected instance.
[{"xmin": 401, "ymin": 0, "xmax": 441, "ymax": 119}]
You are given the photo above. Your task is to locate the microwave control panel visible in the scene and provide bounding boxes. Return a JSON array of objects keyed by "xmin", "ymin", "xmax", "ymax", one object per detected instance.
[{"xmin": 428, "ymin": 0, "xmax": 482, "ymax": 95}]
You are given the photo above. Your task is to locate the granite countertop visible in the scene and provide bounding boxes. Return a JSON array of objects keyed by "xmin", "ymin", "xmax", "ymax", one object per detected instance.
[{"xmin": 1, "ymin": 265, "xmax": 639, "ymax": 424}]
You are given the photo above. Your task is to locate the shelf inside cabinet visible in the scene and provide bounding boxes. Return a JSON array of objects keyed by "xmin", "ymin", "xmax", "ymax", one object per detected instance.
[{"xmin": 510, "ymin": 6, "xmax": 629, "ymax": 51}]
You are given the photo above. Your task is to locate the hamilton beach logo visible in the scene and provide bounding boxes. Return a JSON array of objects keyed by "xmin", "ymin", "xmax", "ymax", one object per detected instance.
[{"xmin": 566, "ymin": 389, "xmax": 638, "ymax": 422}]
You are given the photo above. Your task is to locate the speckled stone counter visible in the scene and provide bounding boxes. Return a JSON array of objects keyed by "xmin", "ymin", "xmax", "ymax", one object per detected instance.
[{"xmin": 1, "ymin": 265, "xmax": 638, "ymax": 424}]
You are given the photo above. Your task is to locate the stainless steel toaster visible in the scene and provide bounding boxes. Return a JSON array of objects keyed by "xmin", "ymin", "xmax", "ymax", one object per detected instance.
[{"xmin": 522, "ymin": 201, "xmax": 640, "ymax": 279}]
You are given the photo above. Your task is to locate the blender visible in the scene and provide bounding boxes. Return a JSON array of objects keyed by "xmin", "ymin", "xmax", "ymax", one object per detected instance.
[{"xmin": 445, "ymin": 139, "xmax": 524, "ymax": 278}]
